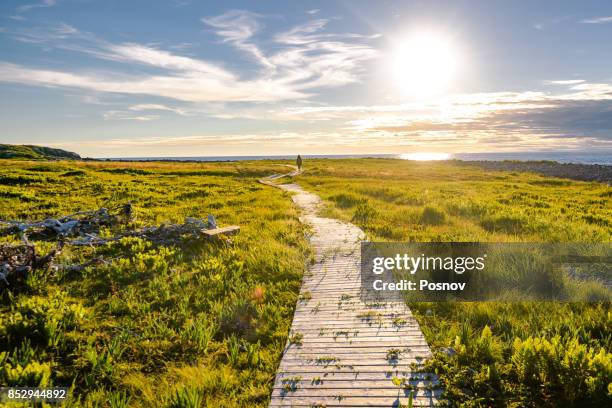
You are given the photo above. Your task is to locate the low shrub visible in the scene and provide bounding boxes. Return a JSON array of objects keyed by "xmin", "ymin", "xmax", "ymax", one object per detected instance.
[
  {"xmin": 0, "ymin": 175, "xmax": 46, "ymax": 186},
  {"xmin": 0, "ymin": 360, "xmax": 52, "ymax": 387},
  {"xmin": 420, "ymin": 206, "xmax": 446, "ymax": 225},
  {"xmin": 481, "ymin": 213, "xmax": 528, "ymax": 234},
  {"xmin": 168, "ymin": 386, "xmax": 204, "ymax": 408},
  {"xmin": 60, "ymin": 170, "xmax": 87, "ymax": 177},
  {"xmin": 329, "ymin": 193, "xmax": 365, "ymax": 208},
  {"xmin": 352, "ymin": 203, "xmax": 378, "ymax": 223},
  {"xmin": 219, "ymin": 298, "xmax": 259, "ymax": 339}
]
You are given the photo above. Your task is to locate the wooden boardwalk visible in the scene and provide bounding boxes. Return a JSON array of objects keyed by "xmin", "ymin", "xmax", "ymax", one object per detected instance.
[{"xmin": 266, "ymin": 176, "xmax": 440, "ymax": 407}]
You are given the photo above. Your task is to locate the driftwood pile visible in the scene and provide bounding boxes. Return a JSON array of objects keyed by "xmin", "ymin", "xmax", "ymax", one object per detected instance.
[
  {"xmin": 0, "ymin": 240, "xmax": 64, "ymax": 286},
  {"xmin": 70, "ymin": 217, "xmax": 215, "ymax": 247},
  {"xmin": 0, "ymin": 202, "xmax": 133, "ymax": 240},
  {"xmin": 0, "ymin": 203, "xmax": 224, "ymax": 288}
]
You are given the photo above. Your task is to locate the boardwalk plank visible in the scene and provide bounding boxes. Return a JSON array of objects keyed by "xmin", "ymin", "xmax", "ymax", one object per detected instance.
[{"xmin": 266, "ymin": 177, "xmax": 438, "ymax": 407}]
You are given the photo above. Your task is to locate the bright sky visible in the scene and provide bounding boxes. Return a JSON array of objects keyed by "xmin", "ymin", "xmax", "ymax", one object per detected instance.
[{"xmin": 1, "ymin": 0, "xmax": 612, "ymax": 157}]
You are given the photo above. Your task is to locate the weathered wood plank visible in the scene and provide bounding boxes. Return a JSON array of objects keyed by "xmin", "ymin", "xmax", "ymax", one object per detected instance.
[
  {"xmin": 201, "ymin": 225, "xmax": 240, "ymax": 237},
  {"xmin": 269, "ymin": 392, "xmax": 442, "ymax": 407},
  {"xmin": 267, "ymin": 178, "xmax": 438, "ymax": 407}
]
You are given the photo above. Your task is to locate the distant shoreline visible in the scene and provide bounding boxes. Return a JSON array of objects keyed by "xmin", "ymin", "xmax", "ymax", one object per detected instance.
[
  {"xmin": 96, "ymin": 155, "xmax": 612, "ymax": 184},
  {"xmin": 460, "ymin": 160, "xmax": 612, "ymax": 184},
  {"xmin": 102, "ymin": 152, "xmax": 612, "ymax": 166}
]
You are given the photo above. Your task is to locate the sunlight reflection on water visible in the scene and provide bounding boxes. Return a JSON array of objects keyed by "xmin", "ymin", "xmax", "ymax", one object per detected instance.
[{"xmin": 399, "ymin": 152, "xmax": 452, "ymax": 161}]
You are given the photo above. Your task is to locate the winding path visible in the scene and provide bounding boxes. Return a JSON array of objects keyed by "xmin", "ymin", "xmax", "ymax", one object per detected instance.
[{"xmin": 263, "ymin": 168, "xmax": 440, "ymax": 407}]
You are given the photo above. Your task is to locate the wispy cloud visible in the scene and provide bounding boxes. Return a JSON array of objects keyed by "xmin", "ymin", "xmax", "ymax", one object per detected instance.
[
  {"xmin": 0, "ymin": 61, "xmax": 304, "ymax": 102},
  {"xmin": 9, "ymin": 22, "xmax": 83, "ymax": 44},
  {"xmin": 278, "ymin": 82, "xmax": 612, "ymax": 150},
  {"xmin": 545, "ymin": 79, "xmax": 585, "ymax": 85},
  {"xmin": 271, "ymin": 19, "xmax": 379, "ymax": 89},
  {"xmin": 103, "ymin": 110, "xmax": 159, "ymax": 121},
  {"xmin": 128, "ymin": 103, "xmax": 190, "ymax": 116},
  {"xmin": 45, "ymin": 132, "xmax": 337, "ymax": 156},
  {"xmin": 275, "ymin": 19, "xmax": 330, "ymax": 45},
  {"xmin": 43, "ymin": 122, "xmax": 608, "ymax": 158},
  {"xmin": 202, "ymin": 10, "xmax": 273, "ymax": 69},
  {"xmin": 104, "ymin": 43, "xmax": 233, "ymax": 79},
  {"xmin": 0, "ymin": 13, "xmax": 378, "ymax": 103},
  {"xmin": 532, "ymin": 16, "xmax": 570, "ymax": 31},
  {"xmin": 580, "ymin": 16, "xmax": 612, "ymax": 24},
  {"xmin": 54, "ymin": 22, "xmax": 78, "ymax": 35},
  {"xmin": 17, "ymin": 0, "xmax": 56, "ymax": 13},
  {"xmin": 76, "ymin": 132, "xmax": 313, "ymax": 146},
  {"xmin": 4, "ymin": 9, "xmax": 610, "ymax": 154}
]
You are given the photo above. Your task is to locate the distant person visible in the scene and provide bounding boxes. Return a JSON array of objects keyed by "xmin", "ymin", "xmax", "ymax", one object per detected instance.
[{"xmin": 296, "ymin": 154, "xmax": 303, "ymax": 170}]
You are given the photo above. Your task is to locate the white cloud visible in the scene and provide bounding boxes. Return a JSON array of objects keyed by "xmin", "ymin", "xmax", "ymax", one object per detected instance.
[
  {"xmin": 565, "ymin": 82, "xmax": 612, "ymax": 100},
  {"xmin": 532, "ymin": 16, "xmax": 570, "ymax": 31},
  {"xmin": 54, "ymin": 23, "xmax": 78, "ymax": 35},
  {"xmin": 104, "ymin": 43, "xmax": 233, "ymax": 79},
  {"xmin": 0, "ymin": 61, "xmax": 305, "ymax": 102},
  {"xmin": 202, "ymin": 10, "xmax": 273, "ymax": 69},
  {"xmin": 48, "ymin": 132, "xmax": 329, "ymax": 149},
  {"xmin": 128, "ymin": 103, "xmax": 189, "ymax": 116},
  {"xmin": 0, "ymin": 13, "xmax": 379, "ymax": 103},
  {"xmin": 545, "ymin": 79, "xmax": 585, "ymax": 85},
  {"xmin": 275, "ymin": 19, "xmax": 330, "ymax": 45},
  {"xmin": 276, "ymin": 83, "xmax": 612, "ymax": 150},
  {"xmin": 271, "ymin": 19, "xmax": 379, "ymax": 89},
  {"xmin": 42, "ymin": 125, "xmax": 609, "ymax": 158},
  {"xmin": 9, "ymin": 22, "xmax": 83, "ymax": 44},
  {"xmin": 17, "ymin": 0, "xmax": 56, "ymax": 13},
  {"xmin": 103, "ymin": 111, "xmax": 159, "ymax": 121},
  {"xmin": 580, "ymin": 16, "xmax": 612, "ymax": 24}
]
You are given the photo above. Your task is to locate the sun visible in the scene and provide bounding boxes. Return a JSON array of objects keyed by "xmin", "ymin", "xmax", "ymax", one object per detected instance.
[{"xmin": 390, "ymin": 30, "xmax": 458, "ymax": 97}]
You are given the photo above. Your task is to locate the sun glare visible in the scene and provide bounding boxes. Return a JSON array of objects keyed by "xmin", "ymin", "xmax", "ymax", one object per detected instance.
[
  {"xmin": 400, "ymin": 152, "xmax": 451, "ymax": 161},
  {"xmin": 390, "ymin": 30, "xmax": 458, "ymax": 97}
]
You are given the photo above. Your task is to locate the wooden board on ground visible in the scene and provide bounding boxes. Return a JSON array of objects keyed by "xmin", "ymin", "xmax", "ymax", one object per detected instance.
[
  {"xmin": 264, "ymin": 172, "xmax": 439, "ymax": 407},
  {"xmin": 202, "ymin": 226, "xmax": 240, "ymax": 237}
]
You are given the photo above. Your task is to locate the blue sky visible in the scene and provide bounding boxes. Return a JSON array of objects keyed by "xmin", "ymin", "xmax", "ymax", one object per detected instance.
[{"xmin": 1, "ymin": 0, "xmax": 611, "ymax": 157}]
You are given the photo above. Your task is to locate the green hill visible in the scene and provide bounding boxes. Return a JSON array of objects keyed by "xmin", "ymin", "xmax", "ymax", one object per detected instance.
[{"xmin": 0, "ymin": 144, "xmax": 81, "ymax": 160}]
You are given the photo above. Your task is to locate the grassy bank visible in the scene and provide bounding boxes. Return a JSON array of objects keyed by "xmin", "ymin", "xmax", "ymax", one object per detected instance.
[
  {"xmin": 297, "ymin": 158, "xmax": 611, "ymax": 407},
  {"xmin": 0, "ymin": 160, "xmax": 309, "ymax": 407},
  {"xmin": 1, "ymin": 157, "xmax": 610, "ymax": 407}
]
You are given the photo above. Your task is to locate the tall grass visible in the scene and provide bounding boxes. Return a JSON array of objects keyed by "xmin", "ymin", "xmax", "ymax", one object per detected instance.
[
  {"xmin": 298, "ymin": 158, "xmax": 611, "ymax": 406},
  {"xmin": 0, "ymin": 159, "xmax": 310, "ymax": 407}
]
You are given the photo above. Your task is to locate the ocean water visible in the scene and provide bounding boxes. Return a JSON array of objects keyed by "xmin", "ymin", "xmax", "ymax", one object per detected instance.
[
  {"xmin": 452, "ymin": 152, "xmax": 611, "ymax": 165},
  {"xmin": 110, "ymin": 151, "xmax": 611, "ymax": 165}
]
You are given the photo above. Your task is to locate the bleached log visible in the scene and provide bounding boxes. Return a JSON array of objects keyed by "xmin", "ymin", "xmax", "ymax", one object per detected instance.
[
  {"xmin": 0, "ymin": 241, "xmax": 63, "ymax": 287},
  {"xmin": 0, "ymin": 204, "xmax": 235, "ymax": 290}
]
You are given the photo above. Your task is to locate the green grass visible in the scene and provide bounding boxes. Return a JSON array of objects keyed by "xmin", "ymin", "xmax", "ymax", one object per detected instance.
[
  {"xmin": 0, "ymin": 144, "xmax": 81, "ymax": 160},
  {"xmin": 0, "ymin": 159, "xmax": 309, "ymax": 407},
  {"xmin": 1, "ymin": 157, "xmax": 610, "ymax": 406},
  {"xmin": 298, "ymin": 158, "xmax": 610, "ymax": 242},
  {"xmin": 297, "ymin": 158, "xmax": 611, "ymax": 407}
]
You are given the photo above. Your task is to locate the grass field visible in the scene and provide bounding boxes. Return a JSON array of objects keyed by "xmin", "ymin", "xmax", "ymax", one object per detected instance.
[
  {"xmin": 1, "ymin": 158, "xmax": 610, "ymax": 407},
  {"xmin": 297, "ymin": 158, "xmax": 611, "ymax": 407},
  {"xmin": 0, "ymin": 159, "xmax": 310, "ymax": 407}
]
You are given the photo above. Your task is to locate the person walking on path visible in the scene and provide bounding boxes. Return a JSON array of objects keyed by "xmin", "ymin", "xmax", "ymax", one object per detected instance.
[{"xmin": 296, "ymin": 154, "xmax": 303, "ymax": 170}]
